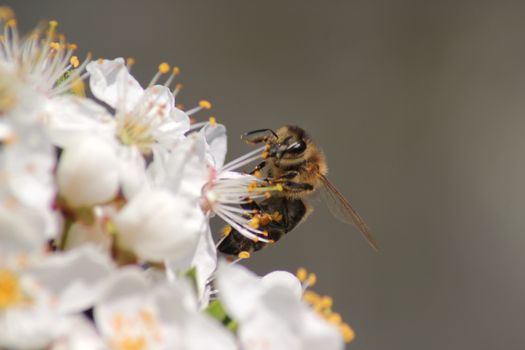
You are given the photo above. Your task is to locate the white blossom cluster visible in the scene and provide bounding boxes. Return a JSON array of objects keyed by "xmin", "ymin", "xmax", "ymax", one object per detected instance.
[{"xmin": 0, "ymin": 8, "xmax": 353, "ymax": 349}]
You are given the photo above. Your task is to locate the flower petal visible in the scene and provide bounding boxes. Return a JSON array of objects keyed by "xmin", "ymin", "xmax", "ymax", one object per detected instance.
[
  {"xmin": 86, "ymin": 58, "xmax": 143, "ymax": 111},
  {"xmin": 57, "ymin": 136, "xmax": 120, "ymax": 207}
]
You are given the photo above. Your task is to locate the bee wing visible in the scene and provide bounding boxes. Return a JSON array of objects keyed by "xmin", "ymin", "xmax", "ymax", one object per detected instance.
[{"xmin": 319, "ymin": 175, "xmax": 379, "ymax": 251}]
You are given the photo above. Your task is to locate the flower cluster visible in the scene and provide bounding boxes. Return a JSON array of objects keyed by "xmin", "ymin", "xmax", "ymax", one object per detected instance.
[{"xmin": 0, "ymin": 8, "xmax": 354, "ymax": 349}]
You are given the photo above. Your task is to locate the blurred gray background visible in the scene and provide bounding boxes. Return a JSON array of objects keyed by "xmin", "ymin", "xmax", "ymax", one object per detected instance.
[{"xmin": 8, "ymin": 0, "xmax": 525, "ymax": 348}]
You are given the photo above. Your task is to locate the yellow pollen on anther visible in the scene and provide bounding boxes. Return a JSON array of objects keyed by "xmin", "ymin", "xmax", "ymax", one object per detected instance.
[
  {"xmin": 262, "ymin": 231, "xmax": 269, "ymax": 237},
  {"xmin": 296, "ymin": 267, "xmax": 307, "ymax": 282},
  {"xmin": 340, "ymin": 323, "xmax": 355, "ymax": 343},
  {"xmin": 272, "ymin": 211, "xmax": 283, "ymax": 222},
  {"xmin": 327, "ymin": 312, "xmax": 342, "ymax": 325},
  {"xmin": 265, "ymin": 191, "xmax": 271, "ymax": 199},
  {"xmin": 275, "ymin": 184, "xmax": 283, "ymax": 192},
  {"xmin": 268, "ymin": 239, "xmax": 275, "ymax": 244},
  {"xmin": 238, "ymin": 251, "xmax": 251, "ymax": 259},
  {"xmin": 175, "ymin": 83, "xmax": 183, "ymax": 91},
  {"xmin": 158, "ymin": 62, "xmax": 170, "ymax": 74},
  {"xmin": 173, "ymin": 66, "xmax": 181, "ymax": 76},
  {"xmin": 254, "ymin": 170, "xmax": 262, "ymax": 178},
  {"xmin": 0, "ymin": 269, "xmax": 22, "ymax": 309},
  {"xmin": 223, "ymin": 225, "xmax": 232, "ymax": 237},
  {"xmin": 249, "ymin": 217, "xmax": 260, "ymax": 229},
  {"xmin": 49, "ymin": 20, "xmax": 58, "ymax": 29},
  {"xmin": 306, "ymin": 273, "xmax": 317, "ymax": 286},
  {"xmin": 261, "ymin": 151, "xmax": 269, "ymax": 159},
  {"xmin": 49, "ymin": 42, "xmax": 60, "ymax": 50},
  {"xmin": 247, "ymin": 181, "xmax": 258, "ymax": 192},
  {"xmin": 112, "ymin": 337, "xmax": 146, "ymax": 350},
  {"xmin": 70, "ymin": 56, "xmax": 80, "ymax": 68},
  {"xmin": 6, "ymin": 18, "xmax": 17, "ymax": 28},
  {"xmin": 208, "ymin": 116, "xmax": 217, "ymax": 127},
  {"xmin": 199, "ymin": 100, "xmax": 212, "ymax": 109},
  {"xmin": 67, "ymin": 43, "xmax": 78, "ymax": 50},
  {"xmin": 126, "ymin": 57, "xmax": 136, "ymax": 67},
  {"xmin": 320, "ymin": 296, "xmax": 333, "ymax": 309},
  {"xmin": 0, "ymin": 7, "xmax": 14, "ymax": 20}
]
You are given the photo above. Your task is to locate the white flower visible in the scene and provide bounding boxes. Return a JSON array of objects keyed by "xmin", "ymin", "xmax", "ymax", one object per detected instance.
[
  {"xmin": 0, "ymin": 13, "xmax": 90, "ymax": 98},
  {"xmin": 114, "ymin": 188, "xmax": 206, "ymax": 263},
  {"xmin": 81, "ymin": 58, "xmax": 192, "ymax": 198},
  {"xmin": 0, "ymin": 119, "xmax": 58, "ymax": 249},
  {"xmin": 0, "ymin": 246, "xmax": 115, "ymax": 349},
  {"xmin": 216, "ymin": 263, "xmax": 345, "ymax": 350},
  {"xmin": 94, "ymin": 268, "xmax": 236, "ymax": 350},
  {"xmin": 57, "ymin": 136, "xmax": 119, "ymax": 208}
]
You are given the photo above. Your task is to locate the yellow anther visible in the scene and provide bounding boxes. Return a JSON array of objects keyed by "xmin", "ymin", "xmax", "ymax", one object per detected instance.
[
  {"xmin": 249, "ymin": 217, "xmax": 260, "ymax": 229},
  {"xmin": 70, "ymin": 56, "xmax": 80, "ymax": 68},
  {"xmin": 261, "ymin": 151, "xmax": 269, "ymax": 159},
  {"xmin": 253, "ymin": 170, "xmax": 262, "ymax": 178},
  {"xmin": 247, "ymin": 181, "xmax": 258, "ymax": 192},
  {"xmin": 0, "ymin": 7, "xmax": 14, "ymax": 20},
  {"xmin": 262, "ymin": 230, "xmax": 269, "ymax": 237},
  {"xmin": 253, "ymin": 236, "xmax": 259, "ymax": 242},
  {"xmin": 49, "ymin": 42, "xmax": 60, "ymax": 50},
  {"xmin": 275, "ymin": 184, "xmax": 283, "ymax": 192},
  {"xmin": 296, "ymin": 267, "xmax": 308, "ymax": 282},
  {"xmin": 67, "ymin": 43, "xmax": 77, "ymax": 50},
  {"xmin": 175, "ymin": 83, "xmax": 183, "ymax": 91},
  {"xmin": 126, "ymin": 57, "xmax": 135, "ymax": 67},
  {"xmin": 238, "ymin": 251, "xmax": 251, "ymax": 259},
  {"xmin": 0, "ymin": 269, "xmax": 22, "ymax": 309},
  {"xmin": 327, "ymin": 312, "xmax": 342, "ymax": 325},
  {"xmin": 320, "ymin": 296, "xmax": 333, "ymax": 309},
  {"xmin": 208, "ymin": 116, "xmax": 217, "ymax": 127},
  {"xmin": 6, "ymin": 18, "xmax": 16, "ymax": 28},
  {"xmin": 222, "ymin": 225, "xmax": 232, "ymax": 237},
  {"xmin": 306, "ymin": 273, "xmax": 317, "ymax": 286},
  {"xmin": 176, "ymin": 103, "xmax": 185, "ymax": 110},
  {"xmin": 268, "ymin": 239, "xmax": 275, "ymax": 244},
  {"xmin": 97, "ymin": 58, "xmax": 104, "ymax": 64},
  {"xmin": 199, "ymin": 100, "xmax": 212, "ymax": 109},
  {"xmin": 158, "ymin": 62, "xmax": 170, "ymax": 74},
  {"xmin": 303, "ymin": 290, "xmax": 321, "ymax": 304},
  {"xmin": 340, "ymin": 323, "xmax": 355, "ymax": 343},
  {"xmin": 173, "ymin": 66, "xmax": 181, "ymax": 76},
  {"xmin": 49, "ymin": 20, "xmax": 58, "ymax": 29}
]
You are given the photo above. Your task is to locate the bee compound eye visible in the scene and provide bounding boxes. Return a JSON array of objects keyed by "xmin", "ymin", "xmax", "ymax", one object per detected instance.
[{"xmin": 287, "ymin": 140, "xmax": 306, "ymax": 154}]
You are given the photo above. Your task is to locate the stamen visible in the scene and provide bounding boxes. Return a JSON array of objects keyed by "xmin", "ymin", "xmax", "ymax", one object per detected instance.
[
  {"xmin": 148, "ymin": 62, "xmax": 170, "ymax": 87},
  {"xmin": 69, "ymin": 55, "xmax": 79, "ymax": 68},
  {"xmin": 208, "ymin": 116, "xmax": 217, "ymax": 127},
  {"xmin": 173, "ymin": 83, "xmax": 183, "ymax": 96},
  {"xmin": 296, "ymin": 267, "xmax": 307, "ymax": 282},
  {"xmin": 126, "ymin": 57, "xmax": 135, "ymax": 70},
  {"xmin": 222, "ymin": 225, "xmax": 232, "ymax": 237},
  {"xmin": 238, "ymin": 251, "xmax": 251, "ymax": 259},
  {"xmin": 163, "ymin": 66, "xmax": 180, "ymax": 88},
  {"xmin": 185, "ymin": 100, "xmax": 212, "ymax": 116}
]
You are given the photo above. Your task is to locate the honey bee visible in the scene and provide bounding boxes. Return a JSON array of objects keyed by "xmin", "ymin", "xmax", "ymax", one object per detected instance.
[{"xmin": 217, "ymin": 125, "xmax": 378, "ymax": 256}]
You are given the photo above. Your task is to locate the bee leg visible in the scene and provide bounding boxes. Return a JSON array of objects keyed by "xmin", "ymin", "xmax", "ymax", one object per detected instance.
[
  {"xmin": 241, "ymin": 129, "xmax": 278, "ymax": 145},
  {"xmin": 249, "ymin": 161, "xmax": 266, "ymax": 175}
]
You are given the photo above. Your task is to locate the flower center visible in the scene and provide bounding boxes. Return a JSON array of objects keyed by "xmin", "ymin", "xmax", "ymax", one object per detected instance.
[
  {"xmin": 0, "ymin": 268, "xmax": 22, "ymax": 309},
  {"xmin": 117, "ymin": 113, "xmax": 154, "ymax": 155},
  {"xmin": 112, "ymin": 337, "xmax": 146, "ymax": 350}
]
